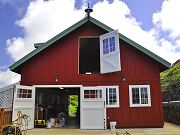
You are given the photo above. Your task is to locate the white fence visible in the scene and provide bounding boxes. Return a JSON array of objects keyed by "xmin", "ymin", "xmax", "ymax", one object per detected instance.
[{"xmin": 0, "ymin": 83, "xmax": 19, "ymax": 108}]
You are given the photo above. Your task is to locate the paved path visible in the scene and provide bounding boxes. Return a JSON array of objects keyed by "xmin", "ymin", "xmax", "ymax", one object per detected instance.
[
  {"xmin": 119, "ymin": 123, "xmax": 180, "ymax": 135},
  {"xmin": 28, "ymin": 129, "xmax": 111, "ymax": 135},
  {"xmin": 27, "ymin": 123, "xmax": 180, "ymax": 135}
]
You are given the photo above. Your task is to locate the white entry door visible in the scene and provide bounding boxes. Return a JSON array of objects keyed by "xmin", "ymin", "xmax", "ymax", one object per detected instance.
[
  {"xmin": 12, "ymin": 85, "xmax": 35, "ymax": 129},
  {"xmin": 80, "ymin": 86, "xmax": 106, "ymax": 129}
]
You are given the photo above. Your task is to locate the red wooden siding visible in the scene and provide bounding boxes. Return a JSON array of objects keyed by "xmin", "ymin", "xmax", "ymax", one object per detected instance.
[{"xmin": 20, "ymin": 22, "xmax": 163, "ymax": 128}]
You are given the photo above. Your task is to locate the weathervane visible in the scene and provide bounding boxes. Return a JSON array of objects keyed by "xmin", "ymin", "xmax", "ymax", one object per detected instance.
[{"xmin": 85, "ymin": 3, "xmax": 93, "ymax": 19}]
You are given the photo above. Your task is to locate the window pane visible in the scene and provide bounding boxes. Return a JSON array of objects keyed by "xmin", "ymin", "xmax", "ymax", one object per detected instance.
[
  {"xmin": 84, "ymin": 90, "xmax": 102, "ymax": 99},
  {"xmin": 109, "ymin": 88, "xmax": 113, "ymax": 93},
  {"xmin": 103, "ymin": 38, "xmax": 109, "ymax": 54},
  {"xmin": 23, "ymin": 89, "xmax": 27, "ymax": 93},
  {"xmin": 17, "ymin": 89, "xmax": 32, "ymax": 98},
  {"xmin": 108, "ymin": 87, "xmax": 117, "ymax": 105},
  {"xmin": 109, "ymin": 37, "xmax": 115, "ymax": 52},
  {"xmin": 132, "ymin": 88, "xmax": 140, "ymax": 104},
  {"xmin": 141, "ymin": 87, "xmax": 148, "ymax": 104},
  {"xmin": 96, "ymin": 90, "xmax": 102, "ymax": 98}
]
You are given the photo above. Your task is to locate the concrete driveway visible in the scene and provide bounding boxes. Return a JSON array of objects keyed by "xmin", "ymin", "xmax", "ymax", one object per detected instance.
[
  {"xmin": 119, "ymin": 123, "xmax": 180, "ymax": 135},
  {"xmin": 27, "ymin": 123, "xmax": 180, "ymax": 135}
]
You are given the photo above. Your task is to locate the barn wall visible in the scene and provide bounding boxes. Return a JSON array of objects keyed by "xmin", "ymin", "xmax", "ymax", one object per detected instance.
[{"xmin": 20, "ymin": 22, "xmax": 163, "ymax": 128}]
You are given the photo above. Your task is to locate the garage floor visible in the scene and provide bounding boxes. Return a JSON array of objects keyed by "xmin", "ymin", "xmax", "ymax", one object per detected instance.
[{"xmin": 27, "ymin": 123, "xmax": 180, "ymax": 135}]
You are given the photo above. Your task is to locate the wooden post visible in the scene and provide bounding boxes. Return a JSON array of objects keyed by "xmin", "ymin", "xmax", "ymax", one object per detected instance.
[
  {"xmin": 0, "ymin": 108, "xmax": 5, "ymax": 127},
  {"xmin": 0, "ymin": 108, "xmax": 12, "ymax": 127}
]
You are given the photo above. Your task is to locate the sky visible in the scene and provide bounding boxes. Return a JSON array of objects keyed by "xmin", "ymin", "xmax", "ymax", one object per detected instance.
[{"xmin": 0, "ymin": 0, "xmax": 180, "ymax": 88}]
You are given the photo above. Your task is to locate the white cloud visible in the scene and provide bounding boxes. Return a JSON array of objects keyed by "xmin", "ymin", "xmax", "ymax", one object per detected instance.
[
  {"xmin": 6, "ymin": 0, "xmax": 85, "ymax": 61},
  {"xmin": 0, "ymin": 69, "xmax": 20, "ymax": 88},
  {"xmin": 153, "ymin": 0, "xmax": 180, "ymax": 39},
  {"xmin": 2, "ymin": 0, "xmax": 86, "ymax": 88},
  {"xmin": 1, "ymin": 0, "xmax": 180, "ymax": 87}
]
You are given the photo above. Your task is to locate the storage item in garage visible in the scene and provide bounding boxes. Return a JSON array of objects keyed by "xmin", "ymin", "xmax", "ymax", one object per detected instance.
[
  {"xmin": 35, "ymin": 120, "xmax": 46, "ymax": 128},
  {"xmin": 34, "ymin": 107, "xmax": 46, "ymax": 128},
  {"xmin": 59, "ymin": 118, "xmax": 66, "ymax": 127},
  {"xmin": 50, "ymin": 118, "xmax": 55, "ymax": 127},
  {"xmin": 57, "ymin": 112, "xmax": 66, "ymax": 127}
]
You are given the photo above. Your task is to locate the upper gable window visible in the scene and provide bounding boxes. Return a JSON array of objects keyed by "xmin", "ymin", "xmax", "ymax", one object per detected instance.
[
  {"xmin": 79, "ymin": 37, "xmax": 100, "ymax": 74},
  {"xmin": 79, "ymin": 30, "xmax": 121, "ymax": 74}
]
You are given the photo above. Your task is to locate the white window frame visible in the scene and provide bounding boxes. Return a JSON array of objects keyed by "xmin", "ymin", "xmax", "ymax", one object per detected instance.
[
  {"xmin": 105, "ymin": 86, "xmax": 119, "ymax": 108},
  {"xmin": 129, "ymin": 85, "xmax": 151, "ymax": 107},
  {"xmin": 100, "ymin": 30, "xmax": 119, "ymax": 56}
]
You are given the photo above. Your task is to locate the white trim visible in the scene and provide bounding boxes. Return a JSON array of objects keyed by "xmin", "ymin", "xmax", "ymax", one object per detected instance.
[
  {"xmin": 169, "ymin": 101, "xmax": 180, "ymax": 103},
  {"xmin": 33, "ymin": 85, "xmax": 82, "ymax": 88},
  {"xmin": 129, "ymin": 85, "xmax": 151, "ymax": 107},
  {"xmin": 13, "ymin": 106, "xmax": 34, "ymax": 109}
]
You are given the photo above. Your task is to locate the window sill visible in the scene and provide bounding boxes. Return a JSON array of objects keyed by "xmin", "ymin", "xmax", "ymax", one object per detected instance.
[
  {"xmin": 130, "ymin": 104, "xmax": 151, "ymax": 107},
  {"xmin": 106, "ymin": 105, "xmax": 119, "ymax": 108}
]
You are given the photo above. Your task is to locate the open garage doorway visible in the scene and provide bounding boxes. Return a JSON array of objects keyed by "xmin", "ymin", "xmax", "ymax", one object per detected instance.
[{"xmin": 35, "ymin": 87, "xmax": 80, "ymax": 129}]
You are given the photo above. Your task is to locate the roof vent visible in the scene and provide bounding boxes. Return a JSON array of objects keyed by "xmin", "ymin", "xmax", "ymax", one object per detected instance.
[{"xmin": 85, "ymin": 3, "xmax": 93, "ymax": 19}]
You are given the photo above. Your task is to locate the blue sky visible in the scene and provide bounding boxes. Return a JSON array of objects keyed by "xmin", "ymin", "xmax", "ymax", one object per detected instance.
[
  {"xmin": 0, "ymin": 0, "xmax": 163, "ymax": 67},
  {"xmin": 0, "ymin": 0, "xmax": 180, "ymax": 87}
]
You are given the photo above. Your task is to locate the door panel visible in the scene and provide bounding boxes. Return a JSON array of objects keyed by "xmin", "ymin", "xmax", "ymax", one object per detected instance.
[
  {"xmin": 12, "ymin": 85, "xmax": 35, "ymax": 129},
  {"xmin": 80, "ymin": 87, "xmax": 106, "ymax": 129},
  {"xmin": 100, "ymin": 30, "xmax": 121, "ymax": 73}
]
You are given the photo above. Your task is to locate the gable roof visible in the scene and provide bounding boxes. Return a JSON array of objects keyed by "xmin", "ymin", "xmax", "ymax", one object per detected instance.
[{"xmin": 9, "ymin": 16, "xmax": 171, "ymax": 73}]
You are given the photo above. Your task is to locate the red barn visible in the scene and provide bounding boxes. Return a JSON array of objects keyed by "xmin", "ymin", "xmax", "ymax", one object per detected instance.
[{"xmin": 10, "ymin": 9, "xmax": 170, "ymax": 129}]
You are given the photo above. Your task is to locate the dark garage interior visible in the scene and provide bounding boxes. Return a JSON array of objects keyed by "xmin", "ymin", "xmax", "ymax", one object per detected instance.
[{"xmin": 35, "ymin": 87, "xmax": 80, "ymax": 128}]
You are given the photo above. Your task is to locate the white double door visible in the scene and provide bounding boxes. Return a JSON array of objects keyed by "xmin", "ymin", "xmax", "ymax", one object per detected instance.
[
  {"xmin": 12, "ymin": 85, "xmax": 106, "ymax": 129},
  {"xmin": 80, "ymin": 86, "xmax": 106, "ymax": 129}
]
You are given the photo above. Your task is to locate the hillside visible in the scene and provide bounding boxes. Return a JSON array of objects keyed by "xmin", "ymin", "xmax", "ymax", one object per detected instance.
[{"xmin": 160, "ymin": 59, "xmax": 180, "ymax": 91}]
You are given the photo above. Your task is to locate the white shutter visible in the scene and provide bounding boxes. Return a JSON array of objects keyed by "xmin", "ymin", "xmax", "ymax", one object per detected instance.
[{"xmin": 100, "ymin": 30, "xmax": 121, "ymax": 73}]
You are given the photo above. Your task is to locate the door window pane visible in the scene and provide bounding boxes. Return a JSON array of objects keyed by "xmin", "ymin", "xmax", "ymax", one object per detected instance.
[
  {"xmin": 17, "ymin": 89, "xmax": 32, "ymax": 98},
  {"xmin": 109, "ymin": 37, "xmax": 115, "ymax": 52},
  {"xmin": 103, "ymin": 38, "xmax": 109, "ymax": 54},
  {"xmin": 84, "ymin": 90, "xmax": 102, "ymax": 99}
]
